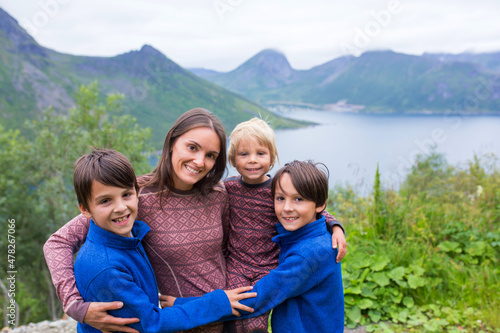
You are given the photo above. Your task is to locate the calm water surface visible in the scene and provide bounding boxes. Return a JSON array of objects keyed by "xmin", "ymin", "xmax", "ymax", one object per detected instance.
[{"xmin": 227, "ymin": 109, "xmax": 500, "ymax": 196}]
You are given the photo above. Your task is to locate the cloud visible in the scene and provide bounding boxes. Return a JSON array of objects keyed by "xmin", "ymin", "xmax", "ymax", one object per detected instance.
[{"xmin": 0, "ymin": 0, "xmax": 498, "ymax": 71}]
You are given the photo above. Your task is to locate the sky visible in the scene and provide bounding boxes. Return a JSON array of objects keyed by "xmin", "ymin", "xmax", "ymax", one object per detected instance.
[{"xmin": 1, "ymin": 0, "xmax": 499, "ymax": 72}]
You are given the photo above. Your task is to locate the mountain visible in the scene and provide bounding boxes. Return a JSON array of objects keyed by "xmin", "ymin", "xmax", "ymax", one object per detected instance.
[
  {"xmin": 191, "ymin": 49, "xmax": 298, "ymax": 102},
  {"xmin": 424, "ymin": 52, "xmax": 500, "ymax": 73},
  {"xmin": 190, "ymin": 49, "xmax": 500, "ymax": 113},
  {"xmin": 0, "ymin": 8, "xmax": 307, "ymax": 147}
]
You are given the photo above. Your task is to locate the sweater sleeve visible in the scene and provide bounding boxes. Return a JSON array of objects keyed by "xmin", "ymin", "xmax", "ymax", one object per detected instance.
[
  {"xmin": 43, "ymin": 214, "xmax": 91, "ymax": 322},
  {"xmin": 222, "ymin": 252, "xmax": 317, "ymax": 321},
  {"xmin": 173, "ymin": 296, "xmax": 198, "ymax": 306},
  {"xmin": 84, "ymin": 268, "xmax": 233, "ymax": 332},
  {"xmin": 322, "ymin": 210, "xmax": 345, "ymax": 234}
]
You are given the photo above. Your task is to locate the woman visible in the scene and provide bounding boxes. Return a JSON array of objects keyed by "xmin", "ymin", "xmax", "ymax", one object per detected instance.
[{"xmin": 44, "ymin": 108, "xmax": 346, "ymax": 333}]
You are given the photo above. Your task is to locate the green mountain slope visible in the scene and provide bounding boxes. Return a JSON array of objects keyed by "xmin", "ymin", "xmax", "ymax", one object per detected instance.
[
  {"xmin": 191, "ymin": 49, "xmax": 298, "ymax": 103},
  {"xmin": 191, "ymin": 49, "xmax": 500, "ymax": 113},
  {"xmin": 307, "ymin": 51, "xmax": 500, "ymax": 112},
  {"xmin": 0, "ymin": 8, "xmax": 307, "ymax": 147}
]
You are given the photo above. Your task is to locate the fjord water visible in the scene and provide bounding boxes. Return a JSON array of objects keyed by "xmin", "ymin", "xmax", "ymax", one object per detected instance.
[{"xmin": 228, "ymin": 109, "xmax": 500, "ymax": 196}]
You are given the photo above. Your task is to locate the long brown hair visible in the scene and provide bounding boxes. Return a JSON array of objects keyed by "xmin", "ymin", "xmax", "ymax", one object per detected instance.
[{"xmin": 141, "ymin": 108, "xmax": 227, "ymax": 199}]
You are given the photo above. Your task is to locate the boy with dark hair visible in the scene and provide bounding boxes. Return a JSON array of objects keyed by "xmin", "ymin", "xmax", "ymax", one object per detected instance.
[{"xmin": 70, "ymin": 148, "xmax": 255, "ymax": 333}]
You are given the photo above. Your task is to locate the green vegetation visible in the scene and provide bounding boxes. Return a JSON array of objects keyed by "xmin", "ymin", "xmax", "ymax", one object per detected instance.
[
  {"xmin": 329, "ymin": 152, "xmax": 500, "ymax": 332},
  {"xmin": 0, "ymin": 83, "xmax": 152, "ymax": 325}
]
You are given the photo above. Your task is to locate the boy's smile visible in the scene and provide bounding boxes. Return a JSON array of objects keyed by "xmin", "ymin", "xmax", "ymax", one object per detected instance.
[
  {"xmin": 80, "ymin": 180, "xmax": 138, "ymax": 237},
  {"xmin": 234, "ymin": 137, "xmax": 271, "ymax": 184},
  {"xmin": 274, "ymin": 173, "xmax": 325, "ymax": 232}
]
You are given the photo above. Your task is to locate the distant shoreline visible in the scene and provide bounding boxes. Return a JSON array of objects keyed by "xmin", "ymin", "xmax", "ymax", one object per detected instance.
[{"xmin": 266, "ymin": 102, "xmax": 500, "ymax": 117}]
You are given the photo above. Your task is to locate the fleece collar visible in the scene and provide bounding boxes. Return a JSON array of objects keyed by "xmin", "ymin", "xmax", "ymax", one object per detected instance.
[
  {"xmin": 272, "ymin": 215, "xmax": 327, "ymax": 246},
  {"xmin": 87, "ymin": 219, "xmax": 150, "ymax": 249}
]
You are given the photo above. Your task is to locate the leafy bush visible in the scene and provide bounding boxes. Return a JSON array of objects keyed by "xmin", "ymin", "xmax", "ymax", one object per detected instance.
[{"xmin": 331, "ymin": 152, "xmax": 500, "ymax": 332}]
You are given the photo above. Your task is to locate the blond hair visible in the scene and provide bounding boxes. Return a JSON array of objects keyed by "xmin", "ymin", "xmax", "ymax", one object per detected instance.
[{"xmin": 228, "ymin": 117, "xmax": 279, "ymax": 169}]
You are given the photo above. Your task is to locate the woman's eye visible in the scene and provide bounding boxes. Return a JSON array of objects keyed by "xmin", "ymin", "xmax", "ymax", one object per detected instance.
[
  {"xmin": 207, "ymin": 153, "xmax": 216, "ymax": 160},
  {"xmin": 275, "ymin": 196, "xmax": 284, "ymax": 201},
  {"xmin": 188, "ymin": 145, "xmax": 196, "ymax": 151}
]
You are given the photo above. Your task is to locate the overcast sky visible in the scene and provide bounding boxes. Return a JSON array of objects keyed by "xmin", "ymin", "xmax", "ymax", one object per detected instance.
[{"xmin": 1, "ymin": 0, "xmax": 499, "ymax": 71}]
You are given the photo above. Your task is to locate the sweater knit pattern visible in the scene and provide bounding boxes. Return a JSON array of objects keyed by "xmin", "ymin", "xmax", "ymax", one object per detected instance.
[
  {"xmin": 225, "ymin": 176, "xmax": 279, "ymax": 281},
  {"xmin": 138, "ymin": 184, "xmax": 228, "ymax": 299},
  {"xmin": 224, "ymin": 176, "xmax": 277, "ymax": 332}
]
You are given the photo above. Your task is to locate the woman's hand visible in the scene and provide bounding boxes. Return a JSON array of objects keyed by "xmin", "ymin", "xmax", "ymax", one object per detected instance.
[
  {"xmin": 83, "ymin": 302, "xmax": 140, "ymax": 333},
  {"xmin": 224, "ymin": 286, "xmax": 257, "ymax": 316},
  {"xmin": 332, "ymin": 225, "xmax": 347, "ymax": 263},
  {"xmin": 159, "ymin": 295, "xmax": 177, "ymax": 308}
]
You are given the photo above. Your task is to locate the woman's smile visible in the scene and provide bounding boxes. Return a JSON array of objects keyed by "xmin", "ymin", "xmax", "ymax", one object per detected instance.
[{"xmin": 170, "ymin": 127, "xmax": 221, "ymax": 191}]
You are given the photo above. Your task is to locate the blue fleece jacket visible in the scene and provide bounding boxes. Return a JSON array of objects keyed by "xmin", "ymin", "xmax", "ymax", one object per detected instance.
[
  {"xmin": 175, "ymin": 216, "xmax": 344, "ymax": 332},
  {"xmin": 74, "ymin": 220, "xmax": 233, "ymax": 333}
]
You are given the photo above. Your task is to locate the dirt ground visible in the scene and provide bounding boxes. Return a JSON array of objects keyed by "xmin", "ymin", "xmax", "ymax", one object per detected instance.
[{"xmin": 2, "ymin": 319, "xmax": 368, "ymax": 333}]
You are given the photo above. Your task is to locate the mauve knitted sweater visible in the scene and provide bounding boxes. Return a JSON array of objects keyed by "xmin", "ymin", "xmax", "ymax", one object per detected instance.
[{"xmin": 43, "ymin": 176, "xmax": 230, "ymax": 333}]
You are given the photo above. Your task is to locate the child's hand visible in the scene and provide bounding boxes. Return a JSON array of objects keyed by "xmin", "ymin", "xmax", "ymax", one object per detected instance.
[
  {"xmin": 332, "ymin": 225, "xmax": 347, "ymax": 263},
  {"xmin": 224, "ymin": 286, "xmax": 257, "ymax": 317},
  {"xmin": 159, "ymin": 294, "xmax": 177, "ymax": 308}
]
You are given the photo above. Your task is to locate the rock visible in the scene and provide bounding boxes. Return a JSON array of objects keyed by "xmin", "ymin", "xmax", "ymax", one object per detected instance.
[
  {"xmin": 2, "ymin": 319, "xmax": 77, "ymax": 333},
  {"xmin": 4, "ymin": 319, "xmax": 364, "ymax": 333},
  {"xmin": 344, "ymin": 326, "xmax": 367, "ymax": 333}
]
